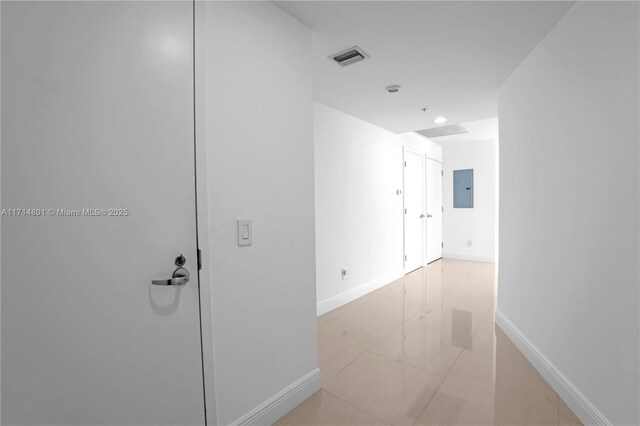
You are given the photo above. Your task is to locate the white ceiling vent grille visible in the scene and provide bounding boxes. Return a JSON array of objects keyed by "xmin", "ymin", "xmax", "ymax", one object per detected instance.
[
  {"xmin": 329, "ymin": 46, "xmax": 370, "ymax": 67},
  {"xmin": 417, "ymin": 124, "xmax": 469, "ymax": 138}
]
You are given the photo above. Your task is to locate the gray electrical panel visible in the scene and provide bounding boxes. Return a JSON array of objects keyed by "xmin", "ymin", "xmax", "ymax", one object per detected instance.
[{"xmin": 453, "ymin": 169, "xmax": 474, "ymax": 208}]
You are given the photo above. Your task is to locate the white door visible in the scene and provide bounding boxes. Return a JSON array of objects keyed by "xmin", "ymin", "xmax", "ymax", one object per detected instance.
[
  {"xmin": 425, "ymin": 158, "xmax": 443, "ymax": 263},
  {"xmin": 2, "ymin": 2, "xmax": 206, "ymax": 425},
  {"xmin": 403, "ymin": 150, "xmax": 424, "ymax": 273}
]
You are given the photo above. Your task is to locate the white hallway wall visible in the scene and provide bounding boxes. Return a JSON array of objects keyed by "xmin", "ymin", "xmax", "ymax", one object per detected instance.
[
  {"xmin": 314, "ymin": 102, "xmax": 441, "ymax": 314},
  {"xmin": 441, "ymin": 139, "xmax": 496, "ymax": 263},
  {"xmin": 204, "ymin": 2, "xmax": 319, "ymax": 424},
  {"xmin": 497, "ymin": 2, "xmax": 639, "ymax": 425}
]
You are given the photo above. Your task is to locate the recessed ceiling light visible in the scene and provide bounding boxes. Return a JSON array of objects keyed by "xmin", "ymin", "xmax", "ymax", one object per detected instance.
[
  {"xmin": 385, "ymin": 85, "xmax": 401, "ymax": 93},
  {"xmin": 434, "ymin": 116, "xmax": 447, "ymax": 124}
]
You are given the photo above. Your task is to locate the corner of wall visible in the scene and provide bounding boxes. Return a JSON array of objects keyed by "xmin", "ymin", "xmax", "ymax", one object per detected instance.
[
  {"xmin": 495, "ymin": 311, "xmax": 611, "ymax": 426},
  {"xmin": 231, "ymin": 369, "xmax": 322, "ymax": 426},
  {"xmin": 316, "ymin": 268, "xmax": 405, "ymax": 316}
]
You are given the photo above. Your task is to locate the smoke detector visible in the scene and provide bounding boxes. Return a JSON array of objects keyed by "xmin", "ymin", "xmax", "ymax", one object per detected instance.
[
  {"xmin": 329, "ymin": 46, "xmax": 370, "ymax": 67},
  {"xmin": 386, "ymin": 85, "xmax": 401, "ymax": 93}
]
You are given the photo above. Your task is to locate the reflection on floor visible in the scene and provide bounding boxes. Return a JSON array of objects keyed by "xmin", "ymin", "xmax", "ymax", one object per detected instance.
[{"xmin": 276, "ymin": 259, "xmax": 583, "ymax": 426}]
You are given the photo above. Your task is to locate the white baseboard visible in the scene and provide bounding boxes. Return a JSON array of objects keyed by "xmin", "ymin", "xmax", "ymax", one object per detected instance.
[
  {"xmin": 316, "ymin": 269, "xmax": 405, "ymax": 316},
  {"xmin": 442, "ymin": 252, "xmax": 495, "ymax": 263},
  {"xmin": 495, "ymin": 311, "xmax": 610, "ymax": 426},
  {"xmin": 231, "ymin": 368, "xmax": 322, "ymax": 426}
]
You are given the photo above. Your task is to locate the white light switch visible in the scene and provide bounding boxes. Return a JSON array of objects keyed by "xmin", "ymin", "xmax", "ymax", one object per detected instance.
[{"xmin": 237, "ymin": 220, "xmax": 252, "ymax": 246}]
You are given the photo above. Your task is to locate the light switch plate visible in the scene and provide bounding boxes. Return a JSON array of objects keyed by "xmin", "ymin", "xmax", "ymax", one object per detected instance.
[{"xmin": 237, "ymin": 219, "xmax": 252, "ymax": 246}]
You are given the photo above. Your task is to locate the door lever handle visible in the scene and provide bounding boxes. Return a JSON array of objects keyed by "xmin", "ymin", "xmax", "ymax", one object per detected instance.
[
  {"xmin": 152, "ymin": 267, "xmax": 190, "ymax": 286},
  {"xmin": 420, "ymin": 214, "xmax": 426, "ymax": 218},
  {"xmin": 427, "ymin": 214, "xmax": 433, "ymax": 218}
]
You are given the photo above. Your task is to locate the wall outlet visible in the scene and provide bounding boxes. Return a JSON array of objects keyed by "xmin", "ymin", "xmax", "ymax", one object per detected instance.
[
  {"xmin": 466, "ymin": 240, "xmax": 473, "ymax": 247},
  {"xmin": 341, "ymin": 267, "xmax": 349, "ymax": 279}
]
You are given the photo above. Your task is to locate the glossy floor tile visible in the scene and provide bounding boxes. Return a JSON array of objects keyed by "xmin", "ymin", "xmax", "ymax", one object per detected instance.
[
  {"xmin": 415, "ymin": 378, "xmax": 558, "ymax": 426},
  {"xmin": 318, "ymin": 310, "xmax": 398, "ymax": 351},
  {"xmin": 277, "ymin": 260, "xmax": 583, "ymax": 426},
  {"xmin": 323, "ymin": 352, "xmax": 444, "ymax": 425},
  {"xmin": 273, "ymin": 391, "xmax": 388, "ymax": 425},
  {"xmin": 317, "ymin": 333, "xmax": 366, "ymax": 384},
  {"xmin": 370, "ymin": 327, "xmax": 463, "ymax": 376}
]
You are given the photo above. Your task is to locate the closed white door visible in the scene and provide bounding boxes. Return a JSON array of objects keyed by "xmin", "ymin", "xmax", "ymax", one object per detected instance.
[
  {"xmin": 2, "ymin": 2, "xmax": 206, "ymax": 425},
  {"xmin": 404, "ymin": 150, "xmax": 424, "ymax": 273},
  {"xmin": 425, "ymin": 158, "xmax": 443, "ymax": 263}
]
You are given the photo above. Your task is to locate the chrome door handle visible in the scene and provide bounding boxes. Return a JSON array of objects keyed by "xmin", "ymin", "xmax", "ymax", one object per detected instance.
[
  {"xmin": 152, "ymin": 267, "xmax": 190, "ymax": 286},
  {"xmin": 427, "ymin": 214, "xmax": 433, "ymax": 218},
  {"xmin": 420, "ymin": 214, "xmax": 425, "ymax": 218}
]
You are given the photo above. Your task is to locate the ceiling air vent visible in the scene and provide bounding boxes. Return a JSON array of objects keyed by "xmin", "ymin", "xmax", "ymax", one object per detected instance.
[
  {"xmin": 417, "ymin": 124, "xmax": 469, "ymax": 139},
  {"xmin": 329, "ymin": 46, "xmax": 370, "ymax": 67}
]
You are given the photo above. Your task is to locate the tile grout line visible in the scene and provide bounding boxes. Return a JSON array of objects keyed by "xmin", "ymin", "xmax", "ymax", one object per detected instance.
[
  {"xmin": 320, "ymin": 388, "xmax": 391, "ymax": 425},
  {"xmin": 558, "ymin": 387, "xmax": 561, "ymax": 425},
  {"xmin": 410, "ymin": 368, "xmax": 448, "ymax": 426},
  {"xmin": 405, "ymin": 265, "xmax": 476, "ymax": 425},
  {"xmin": 442, "ymin": 331, "xmax": 563, "ymax": 418},
  {"xmin": 410, "ymin": 313, "xmax": 482, "ymax": 426},
  {"xmin": 319, "ymin": 343, "xmax": 368, "ymax": 384},
  {"xmin": 413, "ymin": 300, "xmax": 563, "ymax": 421}
]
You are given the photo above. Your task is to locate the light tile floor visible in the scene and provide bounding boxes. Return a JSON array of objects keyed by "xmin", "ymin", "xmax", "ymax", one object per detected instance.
[{"xmin": 276, "ymin": 259, "xmax": 583, "ymax": 426}]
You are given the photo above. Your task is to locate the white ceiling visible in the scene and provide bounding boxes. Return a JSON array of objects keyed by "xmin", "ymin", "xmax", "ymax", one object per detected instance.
[{"xmin": 275, "ymin": 1, "xmax": 574, "ymax": 134}]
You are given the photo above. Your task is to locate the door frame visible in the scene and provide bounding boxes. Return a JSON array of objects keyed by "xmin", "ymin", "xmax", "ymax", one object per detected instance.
[
  {"xmin": 194, "ymin": 1, "xmax": 217, "ymax": 423},
  {"xmin": 402, "ymin": 147, "xmax": 425, "ymax": 273},
  {"xmin": 424, "ymin": 156, "xmax": 443, "ymax": 265}
]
